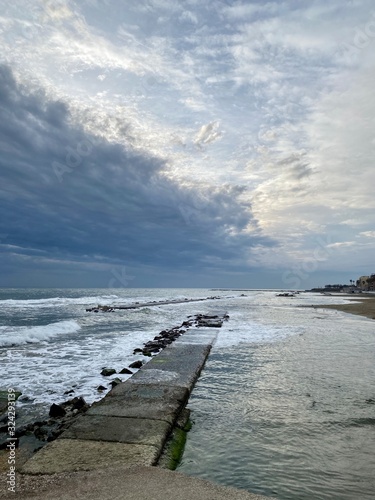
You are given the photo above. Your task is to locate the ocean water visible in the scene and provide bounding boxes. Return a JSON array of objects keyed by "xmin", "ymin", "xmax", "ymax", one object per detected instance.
[
  {"xmin": 1, "ymin": 288, "xmax": 374, "ymax": 499},
  {"xmin": 178, "ymin": 292, "xmax": 375, "ymax": 500}
]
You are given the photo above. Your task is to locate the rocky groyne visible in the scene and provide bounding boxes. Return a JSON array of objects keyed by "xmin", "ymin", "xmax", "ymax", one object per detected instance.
[{"xmin": 85, "ymin": 295, "xmax": 222, "ymax": 313}]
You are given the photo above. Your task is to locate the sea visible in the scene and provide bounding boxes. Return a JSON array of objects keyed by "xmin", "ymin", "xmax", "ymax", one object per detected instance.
[{"xmin": 1, "ymin": 288, "xmax": 374, "ymax": 500}]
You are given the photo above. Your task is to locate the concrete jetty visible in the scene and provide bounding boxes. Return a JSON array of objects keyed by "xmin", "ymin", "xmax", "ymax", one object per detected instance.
[
  {"xmin": 4, "ymin": 312, "xmax": 276, "ymax": 500},
  {"xmin": 20, "ymin": 326, "xmax": 219, "ymax": 475}
]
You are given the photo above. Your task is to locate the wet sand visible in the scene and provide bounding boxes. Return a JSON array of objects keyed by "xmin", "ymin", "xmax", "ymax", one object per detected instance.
[{"xmin": 309, "ymin": 295, "xmax": 375, "ymax": 320}]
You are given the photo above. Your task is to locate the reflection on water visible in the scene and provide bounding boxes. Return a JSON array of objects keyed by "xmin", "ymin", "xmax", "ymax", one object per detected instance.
[{"xmin": 179, "ymin": 312, "xmax": 375, "ymax": 500}]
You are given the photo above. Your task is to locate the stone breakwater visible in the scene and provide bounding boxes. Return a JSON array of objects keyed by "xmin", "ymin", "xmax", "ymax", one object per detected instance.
[
  {"xmin": 85, "ymin": 295, "xmax": 222, "ymax": 313},
  {"xmin": 134, "ymin": 312, "xmax": 229, "ymax": 357},
  {"xmin": 19, "ymin": 312, "xmax": 228, "ymax": 475}
]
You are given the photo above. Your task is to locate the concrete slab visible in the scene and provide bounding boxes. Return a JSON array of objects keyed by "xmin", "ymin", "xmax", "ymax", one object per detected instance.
[
  {"xmin": 61, "ymin": 415, "xmax": 171, "ymax": 448},
  {"xmin": 5, "ymin": 466, "xmax": 276, "ymax": 500},
  {"xmin": 87, "ymin": 384, "xmax": 189, "ymax": 425},
  {"xmin": 21, "ymin": 440, "xmax": 159, "ymax": 475},
  {"xmin": 130, "ymin": 343, "xmax": 212, "ymax": 392},
  {"xmin": 174, "ymin": 329, "xmax": 218, "ymax": 345}
]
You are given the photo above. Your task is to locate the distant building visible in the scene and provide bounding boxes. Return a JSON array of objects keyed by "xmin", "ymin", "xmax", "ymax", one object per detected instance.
[
  {"xmin": 357, "ymin": 276, "xmax": 369, "ymax": 290},
  {"xmin": 357, "ymin": 275, "xmax": 375, "ymax": 291}
]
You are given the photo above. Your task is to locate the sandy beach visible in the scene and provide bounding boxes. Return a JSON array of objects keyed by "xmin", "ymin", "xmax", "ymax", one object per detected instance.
[{"xmin": 309, "ymin": 294, "xmax": 375, "ymax": 320}]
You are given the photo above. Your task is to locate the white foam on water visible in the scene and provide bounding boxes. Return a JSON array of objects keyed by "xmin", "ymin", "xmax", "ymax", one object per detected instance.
[
  {"xmin": 0, "ymin": 320, "xmax": 81, "ymax": 347},
  {"xmin": 0, "ymin": 295, "xmax": 121, "ymax": 309}
]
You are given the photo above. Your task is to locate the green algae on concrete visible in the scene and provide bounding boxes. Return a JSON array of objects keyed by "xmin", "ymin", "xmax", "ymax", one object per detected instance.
[
  {"xmin": 158, "ymin": 409, "xmax": 192, "ymax": 470},
  {"xmin": 165, "ymin": 427, "xmax": 188, "ymax": 470}
]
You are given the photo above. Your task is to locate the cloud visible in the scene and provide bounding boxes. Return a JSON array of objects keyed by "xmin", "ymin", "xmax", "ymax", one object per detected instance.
[
  {"xmin": 194, "ymin": 121, "xmax": 222, "ymax": 148},
  {"xmin": 0, "ymin": 64, "xmax": 268, "ymax": 286},
  {"xmin": 360, "ymin": 231, "xmax": 375, "ymax": 238},
  {"xmin": 1, "ymin": 0, "xmax": 375, "ymax": 286}
]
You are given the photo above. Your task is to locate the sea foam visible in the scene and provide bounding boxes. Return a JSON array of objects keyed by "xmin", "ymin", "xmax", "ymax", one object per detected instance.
[{"xmin": 0, "ymin": 320, "xmax": 81, "ymax": 347}]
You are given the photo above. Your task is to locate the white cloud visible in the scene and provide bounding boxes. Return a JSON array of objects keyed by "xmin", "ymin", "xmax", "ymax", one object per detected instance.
[{"xmin": 194, "ymin": 121, "xmax": 222, "ymax": 147}]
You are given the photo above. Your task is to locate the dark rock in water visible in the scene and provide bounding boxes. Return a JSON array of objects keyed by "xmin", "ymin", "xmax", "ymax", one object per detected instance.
[
  {"xmin": 101, "ymin": 368, "xmax": 117, "ymax": 376},
  {"xmin": 197, "ymin": 319, "xmax": 223, "ymax": 327},
  {"xmin": 67, "ymin": 396, "xmax": 87, "ymax": 411},
  {"xmin": 49, "ymin": 403, "xmax": 66, "ymax": 418},
  {"xmin": 109, "ymin": 377, "xmax": 122, "ymax": 387},
  {"xmin": 119, "ymin": 368, "xmax": 133, "ymax": 374},
  {"xmin": 34, "ymin": 425, "xmax": 50, "ymax": 441},
  {"xmin": 133, "ymin": 348, "xmax": 143, "ymax": 354},
  {"xmin": 64, "ymin": 389, "xmax": 75, "ymax": 395},
  {"xmin": 129, "ymin": 360, "xmax": 143, "ymax": 369},
  {"xmin": 15, "ymin": 423, "xmax": 34, "ymax": 438},
  {"xmin": 97, "ymin": 385, "xmax": 106, "ymax": 391}
]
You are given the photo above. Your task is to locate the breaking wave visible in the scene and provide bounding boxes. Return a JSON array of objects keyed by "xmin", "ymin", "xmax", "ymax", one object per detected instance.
[{"xmin": 0, "ymin": 320, "xmax": 81, "ymax": 347}]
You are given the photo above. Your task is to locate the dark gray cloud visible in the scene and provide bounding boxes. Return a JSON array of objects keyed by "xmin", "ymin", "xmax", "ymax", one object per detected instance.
[{"xmin": 0, "ymin": 64, "xmax": 270, "ymax": 286}]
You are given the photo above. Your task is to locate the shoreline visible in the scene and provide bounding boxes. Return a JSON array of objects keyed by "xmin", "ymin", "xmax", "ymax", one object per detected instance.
[{"xmin": 306, "ymin": 294, "xmax": 375, "ymax": 320}]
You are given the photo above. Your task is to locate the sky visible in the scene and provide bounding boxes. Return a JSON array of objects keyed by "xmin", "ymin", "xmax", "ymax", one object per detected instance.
[{"xmin": 0, "ymin": 0, "xmax": 374, "ymax": 289}]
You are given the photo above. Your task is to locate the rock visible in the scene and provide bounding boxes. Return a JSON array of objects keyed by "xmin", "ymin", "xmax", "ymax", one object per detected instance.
[
  {"xmin": 97, "ymin": 385, "xmax": 106, "ymax": 391},
  {"xmin": 133, "ymin": 348, "xmax": 143, "ymax": 354},
  {"xmin": 69, "ymin": 396, "xmax": 87, "ymax": 411},
  {"xmin": 15, "ymin": 423, "xmax": 34, "ymax": 438},
  {"xmin": 64, "ymin": 389, "xmax": 75, "ymax": 395},
  {"xmin": 49, "ymin": 403, "xmax": 66, "ymax": 418},
  {"xmin": 197, "ymin": 319, "xmax": 223, "ymax": 327},
  {"xmin": 119, "ymin": 368, "xmax": 133, "ymax": 374},
  {"xmin": 142, "ymin": 350, "xmax": 153, "ymax": 357},
  {"xmin": 101, "ymin": 368, "xmax": 117, "ymax": 376},
  {"xmin": 129, "ymin": 360, "xmax": 143, "ymax": 369},
  {"xmin": 109, "ymin": 377, "xmax": 122, "ymax": 387}
]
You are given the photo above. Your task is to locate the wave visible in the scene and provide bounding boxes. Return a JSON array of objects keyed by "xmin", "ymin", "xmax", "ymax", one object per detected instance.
[
  {"xmin": 0, "ymin": 320, "xmax": 81, "ymax": 347},
  {"xmin": 0, "ymin": 295, "xmax": 121, "ymax": 309}
]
